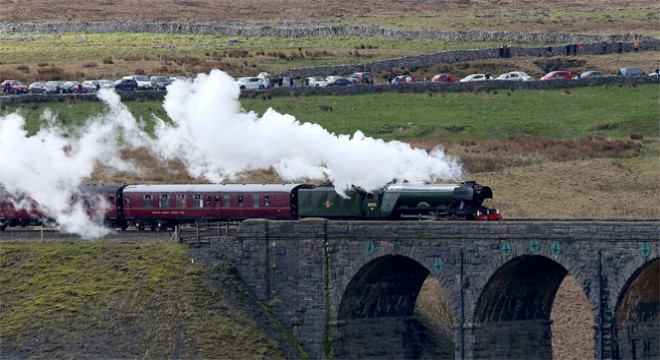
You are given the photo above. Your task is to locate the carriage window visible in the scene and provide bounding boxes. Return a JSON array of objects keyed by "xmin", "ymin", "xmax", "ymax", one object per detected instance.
[
  {"xmin": 238, "ymin": 195, "xmax": 244, "ymax": 207},
  {"xmin": 264, "ymin": 196, "xmax": 270, "ymax": 207},
  {"xmin": 253, "ymin": 195, "xmax": 260, "ymax": 208},
  {"xmin": 223, "ymin": 195, "xmax": 230, "ymax": 207},
  {"xmin": 125, "ymin": 197, "xmax": 130, "ymax": 207},
  {"xmin": 215, "ymin": 196, "xmax": 220, "ymax": 206},
  {"xmin": 159, "ymin": 194, "xmax": 169, "ymax": 208},
  {"xmin": 206, "ymin": 196, "xmax": 211, "ymax": 206},
  {"xmin": 193, "ymin": 194, "xmax": 203, "ymax": 208},
  {"xmin": 143, "ymin": 194, "xmax": 153, "ymax": 208},
  {"xmin": 177, "ymin": 194, "xmax": 187, "ymax": 208}
]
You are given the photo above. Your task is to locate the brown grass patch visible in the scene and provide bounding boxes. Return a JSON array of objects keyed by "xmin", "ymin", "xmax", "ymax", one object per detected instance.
[
  {"xmin": 413, "ymin": 137, "xmax": 643, "ymax": 173},
  {"xmin": 16, "ymin": 65, "xmax": 30, "ymax": 73}
]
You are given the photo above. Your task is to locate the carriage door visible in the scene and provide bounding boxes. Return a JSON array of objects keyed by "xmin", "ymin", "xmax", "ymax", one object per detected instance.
[{"xmin": 365, "ymin": 192, "xmax": 380, "ymax": 218}]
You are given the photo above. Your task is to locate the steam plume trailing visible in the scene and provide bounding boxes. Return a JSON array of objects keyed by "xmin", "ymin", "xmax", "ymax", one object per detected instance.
[
  {"xmin": 0, "ymin": 69, "xmax": 464, "ymax": 237},
  {"xmin": 155, "ymin": 69, "xmax": 463, "ymax": 192}
]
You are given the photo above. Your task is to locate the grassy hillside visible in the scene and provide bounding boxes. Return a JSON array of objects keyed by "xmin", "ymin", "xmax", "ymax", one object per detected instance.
[{"xmin": 0, "ymin": 242, "xmax": 290, "ymax": 359}]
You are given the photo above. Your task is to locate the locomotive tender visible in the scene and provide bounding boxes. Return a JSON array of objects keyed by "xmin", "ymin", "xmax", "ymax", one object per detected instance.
[{"xmin": 0, "ymin": 181, "xmax": 499, "ymax": 231}]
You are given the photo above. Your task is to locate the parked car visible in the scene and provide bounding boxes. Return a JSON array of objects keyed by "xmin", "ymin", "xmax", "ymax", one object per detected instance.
[
  {"xmin": 28, "ymin": 81, "xmax": 56, "ymax": 94},
  {"xmin": 392, "ymin": 75, "xmax": 417, "ymax": 84},
  {"xmin": 348, "ymin": 72, "xmax": 374, "ymax": 84},
  {"xmin": 127, "ymin": 75, "xmax": 153, "ymax": 90},
  {"xmin": 150, "ymin": 76, "xmax": 172, "ymax": 90},
  {"xmin": 459, "ymin": 74, "xmax": 490, "ymax": 82},
  {"xmin": 325, "ymin": 78, "xmax": 352, "ymax": 87},
  {"xmin": 93, "ymin": 79, "xmax": 115, "ymax": 89},
  {"xmin": 495, "ymin": 71, "xmax": 533, "ymax": 81},
  {"xmin": 578, "ymin": 71, "xmax": 603, "ymax": 79},
  {"xmin": 235, "ymin": 77, "xmax": 261, "ymax": 91},
  {"xmin": 616, "ymin": 67, "xmax": 647, "ymax": 77},
  {"xmin": 68, "ymin": 81, "xmax": 86, "ymax": 93},
  {"xmin": 540, "ymin": 71, "xmax": 573, "ymax": 80},
  {"xmin": 58, "ymin": 81, "xmax": 78, "ymax": 93},
  {"xmin": 78, "ymin": 81, "xmax": 97, "ymax": 93},
  {"xmin": 281, "ymin": 76, "xmax": 296, "ymax": 87},
  {"xmin": 1, "ymin": 80, "xmax": 29, "ymax": 94},
  {"xmin": 320, "ymin": 76, "xmax": 343, "ymax": 87},
  {"xmin": 431, "ymin": 74, "xmax": 456, "ymax": 83},
  {"xmin": 307, "ymin": 76, "xmax": 326, "ymax": 88},
  {"xmin": 114, "ymin": 78, "xmax": 138, "ymax": 91}
]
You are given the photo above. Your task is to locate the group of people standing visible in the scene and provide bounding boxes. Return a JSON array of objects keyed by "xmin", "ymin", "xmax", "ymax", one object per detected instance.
[{"xmin": 498, "ymin": 45, "xmax": 511, "ymax": 58}]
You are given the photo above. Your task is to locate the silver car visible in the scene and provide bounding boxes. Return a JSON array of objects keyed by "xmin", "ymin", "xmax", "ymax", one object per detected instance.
[
  {"xmin": 307, "ymin": 76, "xmax": 326, "ymax": 87},
  {"xmin": 495, "ymin": 71, "xmax": 533, "ymax": 81},
  {"xmin": 579, "ymin": 71, "xmax": 603, "ymax": 79},
  {"xmin": 28, "ymin": 81, "xmax": 57, "ymax": 94}
]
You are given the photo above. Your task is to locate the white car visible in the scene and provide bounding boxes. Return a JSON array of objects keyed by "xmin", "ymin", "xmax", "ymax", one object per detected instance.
[
  {"xmin": 307, "ymin": 76, "xmax": 325, "ymax": 87},
  {"xmin": 125, "ymin": 75, "xmax": 153, "ymax": 90},
  {"xmin": 459, "ymin": 74, "xmax": 490, "ymax": 82},
  {"xmin": 235, "ymin": 77, "xmax": 261, "ymax": 91},
  {"xmin": 495, "ymin": 71, "xmax": 533, "ymax": 81}
]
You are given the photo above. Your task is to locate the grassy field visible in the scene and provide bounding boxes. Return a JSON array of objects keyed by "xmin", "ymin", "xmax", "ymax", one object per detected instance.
[{"xmin": 0, "ymin": 242, "xmax": 289, "ymax": 359}]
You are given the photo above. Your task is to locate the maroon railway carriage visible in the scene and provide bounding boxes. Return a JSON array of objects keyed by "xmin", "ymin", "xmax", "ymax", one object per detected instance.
[
  {"xmin": 120, "ymin": 184, "xmax": 309, "ymax": 230},
  {"xmin": 0, "ymin": 185, "xmax": 123, "ymax": 231},
  {"xmin": 0, "ymin": 188, "xmax": 45, "ymax": 230},
  {"xmin": 78, "ymin": 185, "xmax": 124, "ymax": 228}
]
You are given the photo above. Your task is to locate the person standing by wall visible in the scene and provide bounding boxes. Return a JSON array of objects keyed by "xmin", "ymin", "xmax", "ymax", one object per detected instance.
[{"xmin": 633, "ymin": 35, "xmax": 640, "ymax": 52}]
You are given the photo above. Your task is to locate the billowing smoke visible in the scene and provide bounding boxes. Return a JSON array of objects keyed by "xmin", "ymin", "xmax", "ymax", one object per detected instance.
[
  {"xmin": 0, "ymin": 90, "xmax": 147, "ymax": 238},
  {"xmin": 155, "ymin": 69, "xmax": 463, "ymax": 192},
  {"xmin": 0, "ymin": 69, "xmax": 463, "ymax": 237}
]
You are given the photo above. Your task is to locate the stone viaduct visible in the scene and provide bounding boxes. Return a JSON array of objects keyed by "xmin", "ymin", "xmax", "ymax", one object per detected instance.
[{"xmin": 190, "ymin": 219, "xmax": 659, "ymax": 359}]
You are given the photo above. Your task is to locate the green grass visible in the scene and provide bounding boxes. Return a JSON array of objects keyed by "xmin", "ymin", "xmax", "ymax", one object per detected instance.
[
  {"xmin": 243, "ymin": 85, "xmax": 659, "ymax": 141},
  {"xmin": 0, "ymin": 242, "xmax": 286, "ymax": 359},
  {"xmin": 4, "ymin": 84, "xmax": 658, "ymax": 140}
]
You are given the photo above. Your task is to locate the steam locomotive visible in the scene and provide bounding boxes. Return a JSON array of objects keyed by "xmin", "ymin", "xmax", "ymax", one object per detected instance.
[{"xmin": 0, "ymin": 181, "xmax": 499, "ymax": 231}]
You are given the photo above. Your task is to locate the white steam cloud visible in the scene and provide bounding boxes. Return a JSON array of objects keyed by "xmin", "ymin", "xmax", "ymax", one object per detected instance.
[
  {"xmin": 0, "ymin": 69, "xmax": 463, "ymax": 238},
  {"xmin": 154, "ymin": 70, "xmax": 463, "ymax": 191},
  {"xmin": 0, "ymin": 90, "xmax": 147, "ymax": 238}
]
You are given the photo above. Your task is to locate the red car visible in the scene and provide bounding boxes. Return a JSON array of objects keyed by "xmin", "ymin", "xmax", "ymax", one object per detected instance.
[
  {"xmin": 431, "ymin": 74, "xmax": 456, "ymax": 83},
  {"xmin": 540, "ymin": 71, "xmax": 573, "ymax": 80},
  {"xmin": 1, "ymin": 80, "xmax": 29, "ymax": 94}
]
